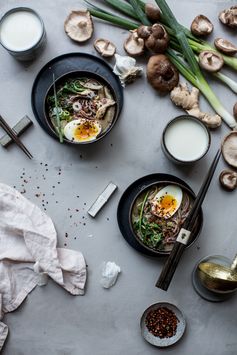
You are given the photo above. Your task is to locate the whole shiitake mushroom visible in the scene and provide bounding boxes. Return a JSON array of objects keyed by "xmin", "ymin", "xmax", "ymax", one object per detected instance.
[
  {"xmin": 64, "ymin": 10, "xmax": 94, "ymax": 43},
  {"xmin": 219, "ymin": 170, "xmax": 237, "ymax": 191},
  {"xmin": 124, "ymin": 30, "xmax": 145, "ymax": 57},
  {"xmin": 147, "ymin": 54, "xmax": 179, "ymax": 93},
  {"xmin": 199, "ymin": 51, "xmax": 224, "ymax": 72},
  {"xmin": 137, "ymin": 24, "xmax": 169, "ymax": 54},
  {"xmin": 214, "ymin": 38, "xmax": 237, "ymax": 56},
  {"xmin": 219, "ymin": 6, "xmax": 237, "ymax": 28},
  {"xmin": 145, "ymin": 3, "xmax": 160, "ymax": 23},
  {"xmin": 191, "ymin": 15, "xmax": 213, "ymax": 36}
]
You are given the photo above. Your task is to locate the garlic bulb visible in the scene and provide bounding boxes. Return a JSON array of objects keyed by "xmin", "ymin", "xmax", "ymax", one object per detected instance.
[{"xmin": 113, "ymin": 54, "xmax": 143, "ymax": 87}]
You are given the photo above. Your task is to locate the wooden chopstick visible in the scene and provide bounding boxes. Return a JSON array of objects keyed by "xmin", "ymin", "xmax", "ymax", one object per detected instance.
[
  {"xmin": 183, "ymin": 149, "xmax": 221, "ymax": 230},
  {"xmin": 156, "ymin": 150, "xmax": 221, "ymax": 291},
  {"xmin": 0, "ymin": 115, "xmax": 33, "ymax": 159}
]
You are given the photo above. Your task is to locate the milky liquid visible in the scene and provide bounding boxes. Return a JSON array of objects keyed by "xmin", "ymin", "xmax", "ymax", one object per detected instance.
[
  {"xmin": 0, "ymin": 10, "xmax": 43, "ymax": 51},
  {"xmin": 164, "ymin": 118, "xmax": 209, "ymax": 161}
]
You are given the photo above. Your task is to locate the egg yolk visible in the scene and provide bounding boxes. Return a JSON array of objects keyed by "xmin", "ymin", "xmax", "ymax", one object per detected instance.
[
  {"xmin": 156, "ymin": 194, "xmax": 177, "ymax": 217},
  {"xmin": 74, "ymin": 122, "xmax": 99, "ymax": 142}
]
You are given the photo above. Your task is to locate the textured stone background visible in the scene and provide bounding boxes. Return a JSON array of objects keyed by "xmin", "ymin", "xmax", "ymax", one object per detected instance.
[{"xmin": 0, "ymin": 1, "xmax": 237, "ymax": 354}]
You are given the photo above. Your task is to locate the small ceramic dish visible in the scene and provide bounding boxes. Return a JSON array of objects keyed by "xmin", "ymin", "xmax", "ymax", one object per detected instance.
[{"xmin": 140, "ymin": 302, "xmax": 186, "ymax": 347}]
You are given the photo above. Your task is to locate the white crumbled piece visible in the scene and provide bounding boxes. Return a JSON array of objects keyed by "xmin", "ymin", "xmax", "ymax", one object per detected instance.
[
  {"xmin": 113, "ymin": 54, "xmax": 143, "ymax": 87},
  {"xmin": 100, "ymin": 261, "xmax": 121, "ymax": 289}
]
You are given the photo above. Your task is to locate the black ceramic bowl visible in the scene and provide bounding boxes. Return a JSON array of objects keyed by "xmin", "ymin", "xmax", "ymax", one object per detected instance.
[
  {"xmin": 129, "ymin": 181, "xmax": 203, "ymax": 256},
  {"xmin": 44, "ymin": 70, "xmax": 119, "ymax": 144}
]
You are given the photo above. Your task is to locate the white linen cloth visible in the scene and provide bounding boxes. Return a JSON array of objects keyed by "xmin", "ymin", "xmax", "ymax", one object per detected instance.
[{"xmin": 0, "ymin": 183, "xmax": 87, "ymax": 351}]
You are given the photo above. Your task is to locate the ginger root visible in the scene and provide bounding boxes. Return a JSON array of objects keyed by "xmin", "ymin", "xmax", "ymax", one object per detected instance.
[{"xmin": 170, "ymin": 83, "xmax": 222, "ymax": 129}]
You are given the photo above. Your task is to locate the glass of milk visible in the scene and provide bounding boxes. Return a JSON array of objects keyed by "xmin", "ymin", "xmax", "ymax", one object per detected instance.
[
  {"xmin": 0, "ymin": 7, "xmax": 46, "ymax": 61},
  {"xmin": 162, "ymin": 115, "xmax": 211, "ymax": 164}
]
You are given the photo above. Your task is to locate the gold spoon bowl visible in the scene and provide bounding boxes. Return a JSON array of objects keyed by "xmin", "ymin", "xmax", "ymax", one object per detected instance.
[{"xmin": 198, "ymin": 254, "xmax": 237, "ymax": 293}]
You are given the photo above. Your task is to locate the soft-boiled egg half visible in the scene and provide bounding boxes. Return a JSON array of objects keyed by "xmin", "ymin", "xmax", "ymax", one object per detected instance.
[
  {"xmin": 64, "ymin": 119, "xmax": 102, "ymax": 143},
  {"xmin": 151, "ymin": 185, "xmax": 183, "ymax": 219}
]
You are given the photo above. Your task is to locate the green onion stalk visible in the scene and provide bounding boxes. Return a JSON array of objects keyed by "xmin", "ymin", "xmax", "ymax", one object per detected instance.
[
  {"xmin": 171, "ymin": 40, "xmax": 237, "ymax": 95},
  {"xmin": 214, "ymin": 72, "xmax": 237, "ymax": 94},
  {"xmin": 87, "ymin": 0, "xmax": 237, "ymax": 128}
]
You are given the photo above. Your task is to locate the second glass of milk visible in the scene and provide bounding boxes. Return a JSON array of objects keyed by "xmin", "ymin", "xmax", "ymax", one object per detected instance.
[
  {"xmin": 162, "ymin": 115, "xmax": 211, "ymax": 164},
  {"xmin": 0, "ymin": 7, "xmax": 46, "ymax": 61}
]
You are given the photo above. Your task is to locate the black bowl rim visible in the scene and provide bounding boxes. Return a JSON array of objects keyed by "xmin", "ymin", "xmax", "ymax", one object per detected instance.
[
  {"xmin": 43, "ymin": 70, "xmax": 120, "ymax": 145},
  {"xmin": 162, "ymin": 115, "xmax": 211, "ymax": 164},
  {"xmin": 129, "ymin": 180, "xmax": 203, "ymax": 256}
]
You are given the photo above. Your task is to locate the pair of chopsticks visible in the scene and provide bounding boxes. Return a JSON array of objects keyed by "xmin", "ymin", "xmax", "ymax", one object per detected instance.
[
  {"xmin": 0, "ymin": 115, "xmax": 33, "ymax": 159},
  {"xmin": 156, "ymin": 149, "xmax": 221, "ymax": 291}
]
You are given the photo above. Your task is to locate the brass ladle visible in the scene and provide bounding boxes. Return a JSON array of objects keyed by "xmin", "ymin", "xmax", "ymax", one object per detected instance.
[{"xmin": 198, "ymin": 254, "xmax": 237, "ymax": 293}]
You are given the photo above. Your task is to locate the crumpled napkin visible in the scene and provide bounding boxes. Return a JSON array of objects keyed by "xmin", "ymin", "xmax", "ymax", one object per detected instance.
[
  {"xmin": 100, "ymin": 261, "xmax": 121, "ymax": 289},
  {"xmin": 0, "ymin": 183, "xmax": 87, "ymax": 351}
]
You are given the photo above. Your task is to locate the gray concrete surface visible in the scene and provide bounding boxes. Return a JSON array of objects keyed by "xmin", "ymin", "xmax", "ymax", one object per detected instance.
[{"xmin": 0, "ymin": 0, "xmax": 237, "ymax": 354}]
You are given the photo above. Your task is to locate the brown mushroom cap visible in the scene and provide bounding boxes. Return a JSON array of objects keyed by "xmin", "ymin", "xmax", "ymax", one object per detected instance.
[
  {"xmin": 219, "ymin": 170, "xmax": 237, "ymax": 191},
  {"xmin": 137, "ymin": 25, "xmax": 152, "ymax": 39},
  {"xmin": 64, "ymin": 10, "xmax": 93, "ymax": 43},
  {"xmin": 144, "ymin": 24, "xmax": 169, "ymax": 54},
  {"xmin": 94, "ymin": 39, "xmax": 116, "ymax": 57},
  {"xmin": 222, "ymin": 132, "xmax": 237, "ymax": 168},
  {"xmin": 145, "ymin": 3, "xmax": 160, "ymax": 23},
  {"xmin": 191, "ymin": 15, "xmax": 213, "ymax": 36},
  {"xmin": 214, "ymin": 38, "xmax": 237, "ymax": 55},
  {"xmin": 124, "ymin": 31, "xmax": 144, "ymax": 57},
  {"xmin": 147, "ymin": 54, "xmax": 179, "ymax": 93},
  {"xmin": 199, "ymin": 50, "xmax": 224, "ymax": 72},
  {"xmin": 219, "ymin": 6, "xmax": 237, "ymax": 28}
]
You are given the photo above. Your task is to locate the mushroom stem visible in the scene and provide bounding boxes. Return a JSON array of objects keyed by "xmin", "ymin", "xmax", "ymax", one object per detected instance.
[
  {"xmin": 207, "ymin": 54, "xmax": 212, "ymax": 63},
  {"xmin": 78, "ymin": 20, "xmax": 87, "ymax": 28},
  {"xmin": 104, "ymin": 40, "xmax": 110, "ymax": 50}
]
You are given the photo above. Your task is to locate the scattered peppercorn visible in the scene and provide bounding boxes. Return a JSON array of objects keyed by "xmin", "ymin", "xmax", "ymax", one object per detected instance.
[{"xmin": 145, "ymin": 307, "xmax": 179, "ymax": 339}]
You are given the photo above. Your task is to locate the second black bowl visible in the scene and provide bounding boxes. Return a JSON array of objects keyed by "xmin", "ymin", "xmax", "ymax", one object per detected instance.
[{"xmin": 117, "ymin": 174, "xmax": 203, "ymax": 257}]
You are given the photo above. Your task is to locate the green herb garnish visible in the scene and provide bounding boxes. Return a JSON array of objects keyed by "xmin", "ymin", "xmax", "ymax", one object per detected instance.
[
  {"xmin": 134, "ymin": 191, "xmax": 163, "ymax": 249},
  {"xmin": 52, "ymin": 73, "xmax": 63, "ymax": 143}
]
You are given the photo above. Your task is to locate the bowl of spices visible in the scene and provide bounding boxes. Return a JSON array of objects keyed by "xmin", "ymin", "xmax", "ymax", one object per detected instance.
[{"xmin": 140, "ymin": 302, "xmax": 186, "ymax": 347}]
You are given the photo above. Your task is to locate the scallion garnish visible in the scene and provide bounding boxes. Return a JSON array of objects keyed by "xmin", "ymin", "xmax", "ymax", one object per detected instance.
[{"xmin": 53, "ymin": 73, "xmax": 64, "ymax": 143}]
